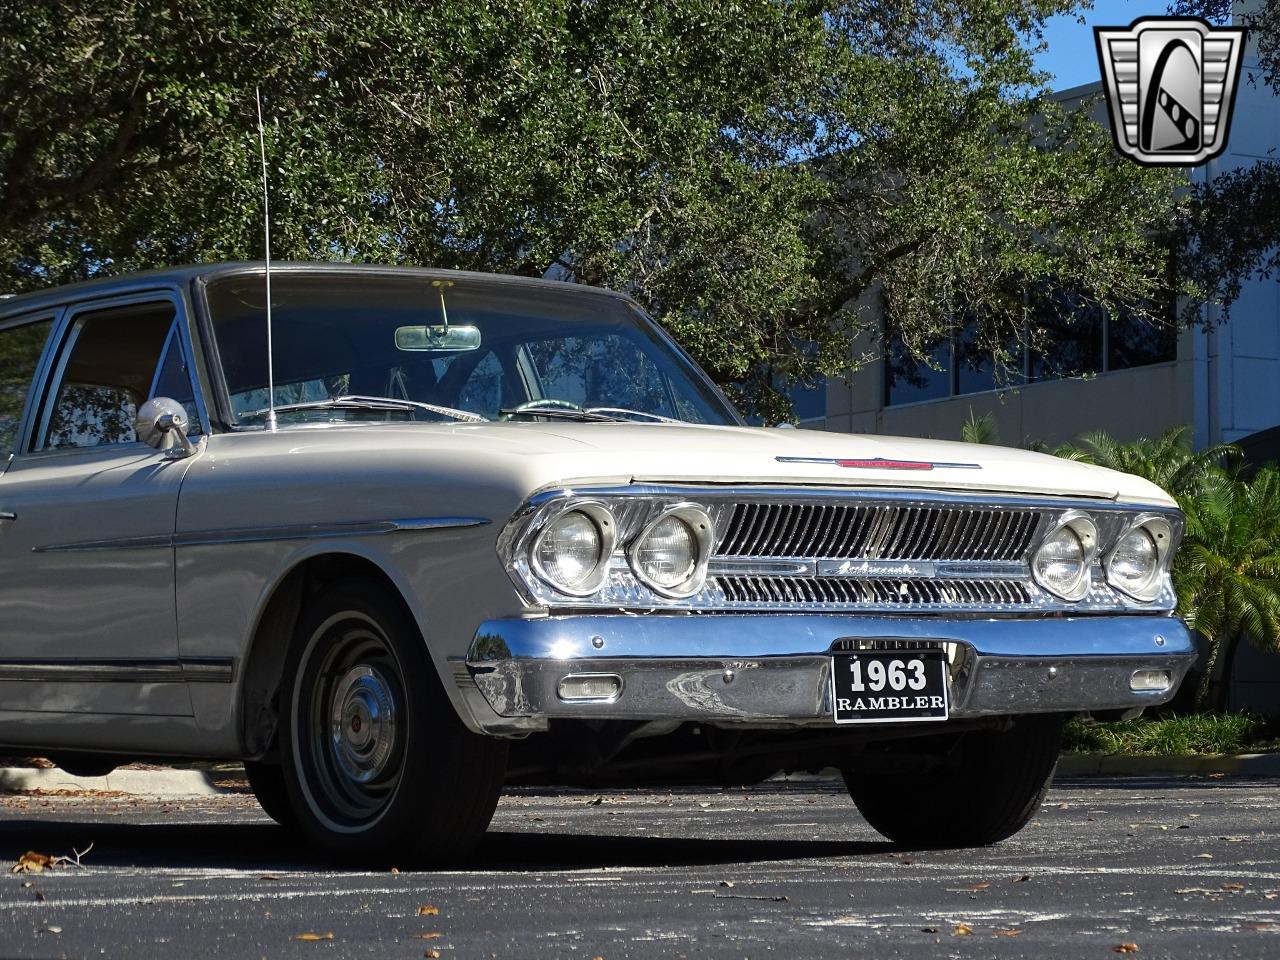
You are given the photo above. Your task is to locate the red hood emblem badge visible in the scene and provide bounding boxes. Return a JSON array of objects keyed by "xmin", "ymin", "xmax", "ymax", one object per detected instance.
[{"xmin": 776, "ymin": 456, "xmax": 982, "ymax": 471}]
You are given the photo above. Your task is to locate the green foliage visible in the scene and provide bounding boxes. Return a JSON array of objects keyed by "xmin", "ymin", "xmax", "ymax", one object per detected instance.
[
  {"xmin": 1054, "ymin": 426, "xmax": 1239, "ymax": 501},
  {"xmin": 0, "ymin": 1, "xmax": 1186, "ymax": 418},
  {"xmin": 1062, "ymin": 712, "xmax": 1267, "ymax": 755},
  {"xmin": 960, "ymin": 409, "xmax": 1001, "ymax": 445}
]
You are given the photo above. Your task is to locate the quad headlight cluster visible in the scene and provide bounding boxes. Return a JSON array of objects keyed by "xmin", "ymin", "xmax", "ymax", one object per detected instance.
[
  {"xmin": 522, "ymin": 499, "xmax": 715, "ymax": 602},
  {"xmin": 504, "ymin": 491, "xmax": 1180, "ymax": 610},
  {"xmin": 1031, "ymin": 510, "xmax": 1175, "ymax": 603}
]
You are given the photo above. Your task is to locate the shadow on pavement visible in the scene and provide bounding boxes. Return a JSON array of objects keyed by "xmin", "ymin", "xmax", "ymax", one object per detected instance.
[{"xmin": 0, "ymin": 819, "xmax": 893, "ymax": 873}]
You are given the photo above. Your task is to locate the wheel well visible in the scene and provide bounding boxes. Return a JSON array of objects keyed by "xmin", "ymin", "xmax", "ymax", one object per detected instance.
[{"xmin": 238, "ymin": 553, "xmax": 411, "ymax": 759}]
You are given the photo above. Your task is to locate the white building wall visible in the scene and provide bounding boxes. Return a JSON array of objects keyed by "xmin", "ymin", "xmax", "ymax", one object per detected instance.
[{"xmin": 1198, "ymin": 23, "xmax": 1280, "ymax": 445}]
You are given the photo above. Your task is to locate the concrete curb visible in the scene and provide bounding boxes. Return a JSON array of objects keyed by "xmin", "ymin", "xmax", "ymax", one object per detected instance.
[
  {"xmin": 0, "ymin": 766, "xmax": 237, "ymax": 797},
  {"xmin": 3, "ymin": 753, "xmax": 1278, "ymax": 798},
  {"xmin": 1056, "ymin": 752, "xmax": 1280, "ymax": 778}
]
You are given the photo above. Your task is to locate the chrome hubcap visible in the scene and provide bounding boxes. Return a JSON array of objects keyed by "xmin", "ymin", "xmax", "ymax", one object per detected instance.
[
  {"xmin": 294, "ymin": 612, "xmax": 406, "ymax": 831},
  {"xmin": 329, "ymin": 665, "xmax": 397, "ymax": 784}
]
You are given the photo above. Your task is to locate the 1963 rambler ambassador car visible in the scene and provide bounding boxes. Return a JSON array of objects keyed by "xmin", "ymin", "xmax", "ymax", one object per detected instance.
[{"xmin": 0, "ymin": 263, "xmax": 1195, "ymax": 862}]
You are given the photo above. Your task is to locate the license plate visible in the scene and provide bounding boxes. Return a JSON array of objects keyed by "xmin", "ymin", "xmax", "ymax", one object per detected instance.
[{"xmin": 830, "ymin": 650, "xmax": 949, "ymax": 724}]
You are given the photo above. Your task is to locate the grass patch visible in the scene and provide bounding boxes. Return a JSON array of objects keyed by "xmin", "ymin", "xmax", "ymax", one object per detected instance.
[{"xmin": 1063, "ymin": 712, "xmax": 1271, "ymax": 756}]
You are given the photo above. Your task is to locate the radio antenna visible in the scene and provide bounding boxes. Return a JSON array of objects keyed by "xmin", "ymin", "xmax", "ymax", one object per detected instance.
[{"xmin": 255, "ymin": 87, "xmax": 277, "ymax": 430}]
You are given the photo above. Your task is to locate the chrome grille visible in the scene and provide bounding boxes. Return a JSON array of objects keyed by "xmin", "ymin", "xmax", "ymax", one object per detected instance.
[
  {"xmin": 718, "ymin": 575, "xmax": 1032, "ymax": 607},
  {"xmin": 716, "ymin": 502, "xmax": 1041, "ymax": 562}
]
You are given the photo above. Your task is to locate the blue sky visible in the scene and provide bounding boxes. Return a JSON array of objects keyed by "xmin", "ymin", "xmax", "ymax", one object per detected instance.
[{"xmin": 1036, "ymin": 1, "xmax": 1164, "ymax": 90}]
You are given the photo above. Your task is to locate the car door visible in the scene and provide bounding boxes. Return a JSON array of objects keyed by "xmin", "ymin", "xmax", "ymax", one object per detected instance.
[{"xmin": 0, "ymin": 291, "xmax": 204, "ymax": 718}]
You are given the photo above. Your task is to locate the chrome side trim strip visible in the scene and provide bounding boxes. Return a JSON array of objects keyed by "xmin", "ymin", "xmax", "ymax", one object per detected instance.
[
  {"xmin": 32, "ymin": 516, "xmax": 490, "ymax": 553},
  {"xmin": 0, "ymin": 658, "xmax": 235, "ymax": 683}
]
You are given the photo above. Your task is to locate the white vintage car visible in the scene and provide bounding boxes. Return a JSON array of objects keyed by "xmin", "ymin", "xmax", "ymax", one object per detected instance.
[{"xmin": 0, "ymin": 264, "xmax": 1194, "ymax": 862}]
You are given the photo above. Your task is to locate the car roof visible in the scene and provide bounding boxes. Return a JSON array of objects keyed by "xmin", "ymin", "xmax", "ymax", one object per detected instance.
[{"xmin": 0, "ymin": 262, "xmax": 631, "ymax": 320}]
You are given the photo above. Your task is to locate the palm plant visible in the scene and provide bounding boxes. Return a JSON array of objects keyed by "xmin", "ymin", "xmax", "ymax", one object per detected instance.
[
  {"xmin": 960, "ymin": 410, "xmax": 1001, "ymax": 445},
  {"xmin": 1056, "ymin": 426, "xmax": 1240, "ymax": 497},
  {"xmin": 1175, "ymin": 467, "xmax": 1280, "ymax": 710}
]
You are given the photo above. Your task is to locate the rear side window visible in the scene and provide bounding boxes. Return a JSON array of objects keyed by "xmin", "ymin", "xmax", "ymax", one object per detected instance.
[
  {"xmin": 0, "ymin": 318, "xmax": 53, "ymax": 459},
  {"xmin": 38, "ymin": 302, "xmax": 175, "ymax": 450}
]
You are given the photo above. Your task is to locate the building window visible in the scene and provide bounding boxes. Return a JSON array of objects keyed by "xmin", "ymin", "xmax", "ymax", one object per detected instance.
[
  {"xmin": 884, "ymin": 289, "xmax": 1176, "ymax": 407},
  {"xmin": 789, "ymin": 377, "xmax": 827, "ymax": 423}
]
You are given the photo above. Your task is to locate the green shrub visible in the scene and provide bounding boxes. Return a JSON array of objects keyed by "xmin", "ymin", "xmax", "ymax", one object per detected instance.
[{"xmin": 1062, "ymin": 712, "xmax": 1268, "ymax": 755}]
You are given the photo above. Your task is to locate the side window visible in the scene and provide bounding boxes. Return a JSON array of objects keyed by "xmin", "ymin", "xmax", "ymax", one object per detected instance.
[
  {"xmin": 38, "ymin": 302, "xmax": 176, "ymax": 451},
  {"xmin": 0, "ymin": 318, "xmax": 54, "ymax": 458}
]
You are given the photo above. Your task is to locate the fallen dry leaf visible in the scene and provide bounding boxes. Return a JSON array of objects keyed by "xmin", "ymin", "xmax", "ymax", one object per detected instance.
[
  {"xmin": 969, "ymin": 882, "xmax": 990, "ymax": 892},
  {"xmin": 1193, "ymin": 853, "xmax": 1214, "ymax": 859},
  {"xmin": 1112, "ymin": 944, "xmax": 1140, "ymax": 954},
  {"xmin": 953, "ymin": 923, "xmax": 974, "ymax": 936},
  {"xmin": 417, "ymin": 933, "xmax": 442, "ymax": 940},
  {"xmin": 1013, "ymin": 875, "xmax": 1030, "ymax": 883},
  {"xmin": 994, "ymin": 929, "xmax": 1022, "ymax": 937},
  {"xmin": 418, "ymin": 905, "xmax": 440, "ymax": 917},
  {"xmin": 1244, "ymin": 923, "xmax": 1275, "ymax": 931},
  {"xmin": 11, "ymin": 851, "xmax": 54, "ymax": 874},
  {"xmin": 920, "ymin": 927, "xmax": 940, "ymax": 934},
  {"xmin": 424, "ymin": 951, "xmax": 441, "ymax": 959},
  {"xmin": 44, "ymin": 926, "xmax": 61, "ymax": 934},
  {"xmin": 292, "ymin": 932, "xmax": 334, "ymax": 941},
  {"xmin": 1224, "ymin": 883, "xmax": 1246, "ymax": 891}
]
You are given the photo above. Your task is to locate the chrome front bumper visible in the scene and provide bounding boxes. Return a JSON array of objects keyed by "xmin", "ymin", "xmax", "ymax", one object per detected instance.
[{"xmin": 455, "ymin": 614, "xmax": 1196, "ymax": 735}]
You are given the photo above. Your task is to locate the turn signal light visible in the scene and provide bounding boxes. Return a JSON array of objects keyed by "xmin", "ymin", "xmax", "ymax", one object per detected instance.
[
  {"xmin": 1129, "ymin": 669, "xmax": 1173, "ymax": 693},
  {"xmin": 557, "ymin": 674, "xmax": 623, "ymax": 702}
]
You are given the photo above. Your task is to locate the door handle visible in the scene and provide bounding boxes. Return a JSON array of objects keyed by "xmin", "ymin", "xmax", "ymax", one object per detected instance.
[{"xmin": 0, "ymin": 511, "xmax": 15, "ymax": 522}]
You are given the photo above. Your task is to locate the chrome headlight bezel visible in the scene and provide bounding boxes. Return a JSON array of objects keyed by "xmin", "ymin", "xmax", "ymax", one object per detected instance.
[
  {"xmin": 528, "ymin": 501, "xmax": 617, "ymax": 597},
  {"xmin": 627, "ymin": 504, "xmax": 715, "ymax": 599},
  {"xmin": 1104, "ymin": 513, "xmax": 1174, "ymax": 602},
  {"xmin": 1031, "ymin": 510, "xmax": 1099, "ymax": 601}
]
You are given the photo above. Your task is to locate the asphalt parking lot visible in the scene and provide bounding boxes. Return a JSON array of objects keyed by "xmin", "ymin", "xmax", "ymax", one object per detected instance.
[{"xmin": 0, "ymin": 776, "xmax": 1276, "ymax": 959}]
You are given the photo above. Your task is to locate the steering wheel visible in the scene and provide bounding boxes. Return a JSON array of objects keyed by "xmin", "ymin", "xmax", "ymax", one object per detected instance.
[{"xmin": 499, "ymin": 398, "xmax": 585, "ymax": 421}]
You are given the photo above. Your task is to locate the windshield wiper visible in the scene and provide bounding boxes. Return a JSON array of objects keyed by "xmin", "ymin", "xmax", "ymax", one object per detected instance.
[
  {"xmin": 245, "ymin": 394, "xmax": 487, "ymax": 423},
  {"xmin": 499, "ymin": 403, "xmax": 684, "ymax": 424},
  {"xmin": 583, "ymin": 407, "xmax": 683, "ymax": 424}
]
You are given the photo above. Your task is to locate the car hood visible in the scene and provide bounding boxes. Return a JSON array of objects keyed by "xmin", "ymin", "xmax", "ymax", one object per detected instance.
[{"xmin": 314, "ymin": 420, "xmax": 1172, "ymax": 507}]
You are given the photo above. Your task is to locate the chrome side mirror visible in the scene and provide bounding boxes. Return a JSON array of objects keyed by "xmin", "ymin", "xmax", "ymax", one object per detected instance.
[{"xmin": 136, "ymin": 397, "xmax": 197, "ymax": 459}]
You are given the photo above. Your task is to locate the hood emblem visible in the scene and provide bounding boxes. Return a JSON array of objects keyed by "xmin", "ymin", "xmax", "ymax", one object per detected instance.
[{"xmin": 776, "ymin": 456, "xmax": 982, "ymax": 471}]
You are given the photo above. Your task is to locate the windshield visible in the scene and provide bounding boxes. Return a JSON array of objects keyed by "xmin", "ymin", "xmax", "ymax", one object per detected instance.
[{"xmin": 204, "ymin": 272, "xmax": 739, "ymax": 427}]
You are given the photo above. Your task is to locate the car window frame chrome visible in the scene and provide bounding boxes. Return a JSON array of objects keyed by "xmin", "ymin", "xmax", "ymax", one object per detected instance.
[
  {"xmin": 23, "ymin": 289, "xmax": 209, "ymax": 458},
  {"xmin": 0, "ymin": 306, "xmax": 64, "ymax": 475}
]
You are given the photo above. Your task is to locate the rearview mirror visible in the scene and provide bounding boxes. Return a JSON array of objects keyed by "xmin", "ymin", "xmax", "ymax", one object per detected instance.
[
  {"xmin": 136, "ymin": 397, "xmax": 197, "ymax": 459},
  {"xmin": 395, "ymin": 325, "xmax": 481, "ymax": 352}
]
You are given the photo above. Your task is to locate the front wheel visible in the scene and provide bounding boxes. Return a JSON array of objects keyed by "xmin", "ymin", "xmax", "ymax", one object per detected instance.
[
  {"xmin": 842, "ymin": 714, "xmax": 1065, "ymax": 848},
  {"xmin": 279, "ymin": 579, "xmax": 507, "ymax": 865}
]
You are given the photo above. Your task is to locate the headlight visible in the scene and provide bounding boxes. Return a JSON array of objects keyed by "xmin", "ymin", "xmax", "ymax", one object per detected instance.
[
  {"xmin": 628, "ymin": 505, "xmax": 714, "ymax": 598},
  {"xmin": 531, "ymin": 504, "xmax": 615, "ymax": 596},
  {"xmin": 1032, "ymin": 513, "xmax": 1097, "ymax": 601},
  {"xmin": 1106, "ymin": 516, "xmax": 1172, "ymax": 602}
]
